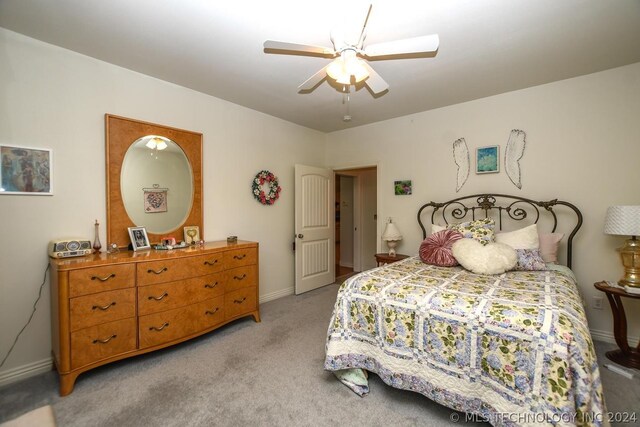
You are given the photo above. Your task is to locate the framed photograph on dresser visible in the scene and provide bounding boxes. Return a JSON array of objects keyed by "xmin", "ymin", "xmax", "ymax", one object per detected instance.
[
  {"xmin": 128, "ymin": 226, "xmax": 150, "ymax": 251},
  {"xmin": 183, "ymin": 225, "xmax": 200, "ymax": 245}
]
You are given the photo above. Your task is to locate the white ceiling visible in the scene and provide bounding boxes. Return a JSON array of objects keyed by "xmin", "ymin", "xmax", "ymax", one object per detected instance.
[{"xmin": 1, "ymin": 0, "xmax": 639, "ymax": 133}]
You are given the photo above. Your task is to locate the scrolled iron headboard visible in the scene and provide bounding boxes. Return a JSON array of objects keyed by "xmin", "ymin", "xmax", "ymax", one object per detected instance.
[{"xmin": 417, "ymin": 194, "xmax": 583, "ymax": 268}]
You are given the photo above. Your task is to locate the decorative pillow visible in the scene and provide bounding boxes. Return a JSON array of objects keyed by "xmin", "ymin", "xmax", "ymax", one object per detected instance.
[
  {"xmin": 514, "ymin": 249, "xmax": 547, "ymax": 271},
  {"xmin": 419, "ymin": 229, "xmax": 464, "ymax": 266},
  {"xmin": 538, "ymin": 232, "xmax": 564, "ymax": 263},
  {"xmin": 448, "ymin": 218, "xmax": 495, "ymax": 246},
  {"xmin": 452, "ymin": 239, "xmax": 517, "ymax": 275},
  {"xmin": 495, "ymin": 224, "xmax": 539, "ymax": 250}
]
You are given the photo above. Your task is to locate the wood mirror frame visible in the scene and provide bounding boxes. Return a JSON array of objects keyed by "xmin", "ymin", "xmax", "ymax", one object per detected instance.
[{"xmin": 105, "ymin": 114, "xmax": 203, "ymax": 248}]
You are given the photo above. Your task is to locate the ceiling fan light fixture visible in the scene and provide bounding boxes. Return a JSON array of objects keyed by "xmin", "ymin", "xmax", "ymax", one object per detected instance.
[
  {"xmin": 326, "ymin": 50, "xmax": 368, "ymax": 85},
  {"xmin": 145, "ymin": 136, "xmax": 168, "ymax": 151}
]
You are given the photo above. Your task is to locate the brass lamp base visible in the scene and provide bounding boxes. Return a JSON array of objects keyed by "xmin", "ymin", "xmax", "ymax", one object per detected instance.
[{"xmin": 618, "ymin": 237, "xmax": 640, "ymax": 288}]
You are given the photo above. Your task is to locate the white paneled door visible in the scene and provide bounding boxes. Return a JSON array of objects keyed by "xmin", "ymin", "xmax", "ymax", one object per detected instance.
[{"xmin": 294, "ymin": 164, "xmax": 335, "ymax": 294}]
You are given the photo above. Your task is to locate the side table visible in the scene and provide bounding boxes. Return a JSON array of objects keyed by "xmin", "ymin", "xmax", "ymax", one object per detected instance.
[
  {"xmin": 375, "ymin": 253, "xmax": 409, "ymax": 267},
  {"xmin": 594, "ymin": 281, "xmax": 640, "ymax": 369}
]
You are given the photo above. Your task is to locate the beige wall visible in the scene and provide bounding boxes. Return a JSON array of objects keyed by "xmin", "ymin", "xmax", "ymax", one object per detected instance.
[
  {"xmin": 0, "ymin": 29, "xmax": 325, "ymax": 382},
  {"xmin": 325, "ymin": 62, "xmax": 640, "ymax": 343}
]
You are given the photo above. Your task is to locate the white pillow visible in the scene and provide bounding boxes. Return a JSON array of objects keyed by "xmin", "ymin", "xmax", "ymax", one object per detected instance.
[
  {"xmin": 495, "ymin": 224, "xmax": 539, "ymax": 250},
  {"xmin": 452, "ymin": 239, "xmax": 517, "ymax": 275},
  {"xmin": 431, "ymin": 223, "xmax": 445, "ymax": 234}
]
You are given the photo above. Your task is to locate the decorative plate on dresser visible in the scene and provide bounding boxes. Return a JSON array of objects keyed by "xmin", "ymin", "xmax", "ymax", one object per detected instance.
[{"xmin": 50, "ymin": 240, "xmax": 259, "ymax": 395}]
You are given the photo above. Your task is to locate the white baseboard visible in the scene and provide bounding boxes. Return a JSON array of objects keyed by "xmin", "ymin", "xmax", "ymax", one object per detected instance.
[
  {"xmin": 590, "ymin": 328, "xmax": 639, "ymax": 346},
  {"xmin": 0, "ymin": 357, "xmax": 53, "ymax": 388},
  {"xmin": 259, "ymin": 287, "xmax": 294, "ymax": 303},
  {"xmin": 339, "ymin": 262, "xmax": 354, "ymax": 268},
  {"xmin": 590, "ymin": 329, "xmax": 616, "ymax": 344}
]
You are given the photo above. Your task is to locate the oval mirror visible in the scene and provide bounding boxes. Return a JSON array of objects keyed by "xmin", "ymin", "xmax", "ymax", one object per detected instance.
[{"xmin": 120, "ymin": 135, "xmax": 193, "ymax": 234}]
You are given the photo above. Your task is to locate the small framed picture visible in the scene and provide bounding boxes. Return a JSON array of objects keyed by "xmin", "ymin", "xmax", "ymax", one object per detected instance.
[
  {"xmin": 394, "ymin": 180, "xmax": 412, "ymax": 195},
  {"xmin": 1, "ymin": 144, "xmax": 53, "ymax": 195},
  {"xmin": 128, "ymin": 226, "xmax": 151, "ymax": 251},
  {"xmin": 184, "ymin": 226, "xmax": 200, "ymax": 245},
  {"xmin": 144, "ymin": 188, "xmax": 168, "ymax": 213},
  {"xmin": 476, "ymin": 146, "xmax": 500, "ymax": 174}
]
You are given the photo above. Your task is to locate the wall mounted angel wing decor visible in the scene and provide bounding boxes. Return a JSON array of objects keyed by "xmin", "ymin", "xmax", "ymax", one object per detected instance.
[
  {"xmin": 452, "ymin": 138, "xmax": 470, "ymax": 192},
  {"xmin": 504, "ymin": 129, "xmax": 526, "ymax": 189}
]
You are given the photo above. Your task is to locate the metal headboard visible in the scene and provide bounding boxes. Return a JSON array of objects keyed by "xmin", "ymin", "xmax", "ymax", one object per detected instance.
[{"xmin": 417, "ymin": 194, "xmax": 583, "ymax": 269}]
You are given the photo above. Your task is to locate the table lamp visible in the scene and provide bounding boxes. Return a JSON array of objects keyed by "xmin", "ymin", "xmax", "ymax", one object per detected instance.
[
  {"xmin": 382, "ymin": 219, "xmax": 402, "ymax": 256},
  {"xmin": 604, "ymin": 205, "xmax": 640, "ymax": 293}
]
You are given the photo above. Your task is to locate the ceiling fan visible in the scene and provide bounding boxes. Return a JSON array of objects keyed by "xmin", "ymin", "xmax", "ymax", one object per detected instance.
[{"xmin": 263, "ymin": 4, "xmax": 439, "ymax": 95}]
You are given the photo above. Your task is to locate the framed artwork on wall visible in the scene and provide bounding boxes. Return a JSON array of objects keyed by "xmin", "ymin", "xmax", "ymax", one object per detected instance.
[
  {"xmin": 143, "ymin": 187, "xmax": 168, "ymax": 213},
  {"xmin": 476, "ymin": 146, "xmax": 500, "ymax": 174},
  {"xmin": 0, "ymin": 144, "xmax": 52, "ymax": 195},
  {"xmin": 128, "ymin": 226, "xmax": 151, "ymax": 251},
  {"xmin": 394, "ymin": 180, "xmax": 412, "ymax": 195}
]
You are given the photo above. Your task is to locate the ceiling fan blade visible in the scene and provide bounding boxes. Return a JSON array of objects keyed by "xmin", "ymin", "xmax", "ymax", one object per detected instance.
[
  {"xmin": 361, "ymin": 62, "xmax": 389, "ymax": 94},
  {"xmin": 357, "ymin": 4, "xmax": 373, "ymax": 48},
  {"xmin": 297, "ymin": 65, "xmax": 329, "ymax": 93},
  {"xmin": 264, "ymin": 40, "xmax": 336, "ymax": 58},
  {"xmin": 364, "ymin": 34, "xmax": 439, "ymax": 58}
]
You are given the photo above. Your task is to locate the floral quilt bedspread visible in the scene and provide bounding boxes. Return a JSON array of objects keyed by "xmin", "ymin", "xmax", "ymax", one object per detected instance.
[{"xmin": 324, "ymin": 257, "xmax": 605, "ymax": 426}]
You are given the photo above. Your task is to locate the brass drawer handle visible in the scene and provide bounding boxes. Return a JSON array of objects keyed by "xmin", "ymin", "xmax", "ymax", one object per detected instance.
[
  {"xmin": 204, "ymin": 259, "xmax": 219, "ymax": 266},
  {"xmin": 233, "ymin": 297, "xmax": 247, "ymax": 304},
  {"xmin": 92, "ymin": 301, "xmax": 116, "ymax": 311},
  {"xmin": 233, "ymin": 254, "xmax": 246, "ymax": 260},
  {"xmin": 91, "ymin": 273, "xmax": 116, "ymax": 282},
  {"xmin": 149, "ymin": 322, "xmax": 170, "ymax": 331},
  {"xmin": 148, "ymin": 292, "xmax": 169, "ymax": 301},
  {"xmin": 147, "ymin": 267, "xmax": 168, "ymax": 275},
  {"xmin": 204, "ymin": 282, "xmax": 218, "ymax": 289},
  {"xmin": 205, "ymin": 307, "xmax": 220, "ymax": 315},
  {"xmin": 93, "ymin": 334, "xmax": 117, "ymax": 344},
  {"xmin": 233, "ymin": 274, "xmax": 247, "ymax": 281}
]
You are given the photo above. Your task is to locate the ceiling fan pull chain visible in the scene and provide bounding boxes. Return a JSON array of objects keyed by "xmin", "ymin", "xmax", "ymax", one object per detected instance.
[{"xmin": 343, "ymin": 85, "xmax": 352, "ymax": 122}]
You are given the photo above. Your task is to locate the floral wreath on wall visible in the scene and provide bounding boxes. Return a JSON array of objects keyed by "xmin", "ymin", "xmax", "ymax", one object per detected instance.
[{"xmin": 252, "ymin": 170, "xmax": 281, "ymax": 205}]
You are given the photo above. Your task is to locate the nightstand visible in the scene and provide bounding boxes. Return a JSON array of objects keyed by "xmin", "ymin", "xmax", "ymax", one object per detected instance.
[
  {"xmin": 594, "ymin": 281, "xmax": 640, "ymax": 369},
  {"xmin": 375, "ymin": 253, "xmax": 409, "ymax": 266}
]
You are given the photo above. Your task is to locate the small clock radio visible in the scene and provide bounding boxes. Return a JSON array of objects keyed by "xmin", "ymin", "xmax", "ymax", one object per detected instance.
[{"xmin": 48, "ymin": 239, "xmax": 93, "ymax": 258}]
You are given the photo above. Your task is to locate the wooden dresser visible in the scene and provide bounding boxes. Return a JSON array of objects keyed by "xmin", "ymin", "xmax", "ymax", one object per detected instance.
[{"xmin": 50, "ymin": 240, "xmax": 259, "ymax": 396}]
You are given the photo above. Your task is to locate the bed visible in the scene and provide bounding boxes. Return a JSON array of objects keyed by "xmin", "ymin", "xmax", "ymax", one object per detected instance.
[{"xmin": 324, "ymin": 194, "xmax": 605, "ymax": 426}]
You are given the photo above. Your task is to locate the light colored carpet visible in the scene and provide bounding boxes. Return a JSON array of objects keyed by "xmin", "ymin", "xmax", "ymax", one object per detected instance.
[{"xmin": 0, "ymin": 282, "xmax": 638, "ymax": 426}]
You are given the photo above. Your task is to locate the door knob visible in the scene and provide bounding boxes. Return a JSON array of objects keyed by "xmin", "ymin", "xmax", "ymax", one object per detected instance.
[{"xmin": 297, "ymin": 234, "xmax": 304, "ymax": 238}]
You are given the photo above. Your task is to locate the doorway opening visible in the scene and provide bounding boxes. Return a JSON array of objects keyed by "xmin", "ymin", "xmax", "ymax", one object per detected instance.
[{"xmin": 334, "ymin": 166, "xmax": 377, "ymax": 281}]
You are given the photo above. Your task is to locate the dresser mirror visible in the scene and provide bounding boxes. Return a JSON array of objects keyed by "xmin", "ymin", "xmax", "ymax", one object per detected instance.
[{"xmin": 106, "ymin": 114, "xmax": 203, "ymax": 248}]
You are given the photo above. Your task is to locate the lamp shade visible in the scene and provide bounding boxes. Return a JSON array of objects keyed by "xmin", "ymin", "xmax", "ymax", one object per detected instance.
[
  {"xmin": 326, "ymin": 50, "xmax": 368, "ymax": 85},
  {"xmin": 604, "ymin": 206, "xmax": 640, "ymax": 236},
  {"xmin": 382, "ymin": 221, "xmax": 402, "ymax": 241}
]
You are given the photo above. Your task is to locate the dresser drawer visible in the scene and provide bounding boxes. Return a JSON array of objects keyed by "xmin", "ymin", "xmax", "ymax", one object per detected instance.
[
  {"xmin": 137, "ymin": 252, "xmax": 225, "ymax": 286},
  {"xmin": 225, "ymin": 287, "xmax": 257, "ymax": 320},
  {"xmin": 70, "ymin": 288, "xmax": 136, "ymax": 332},
  {"xmin": 70, "ymin": 318, "xmax": 136, "ymax": 369},
  {"xmin": 138, "ymin": 273, "xmax": 225, "ymax": 316},
  {"xmin": 224, "ymin": 247, "xmax": 257, "ymax": 269},
  {"xmin": 69, "ymin": 264, "xmax": 135, "ymax": 297},
  {"xmin": 225, "ymin": 265, "xmax": 257, "ymax": 292},
  {"xmin": 139, "ymin": 297, "xmax": 225, "ymax": 348}
]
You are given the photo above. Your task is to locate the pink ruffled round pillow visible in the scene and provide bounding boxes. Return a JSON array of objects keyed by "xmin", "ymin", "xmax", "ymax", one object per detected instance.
[{"xmin": 419, "ymin": 229, "xmax": 464, "ymax": 266}]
